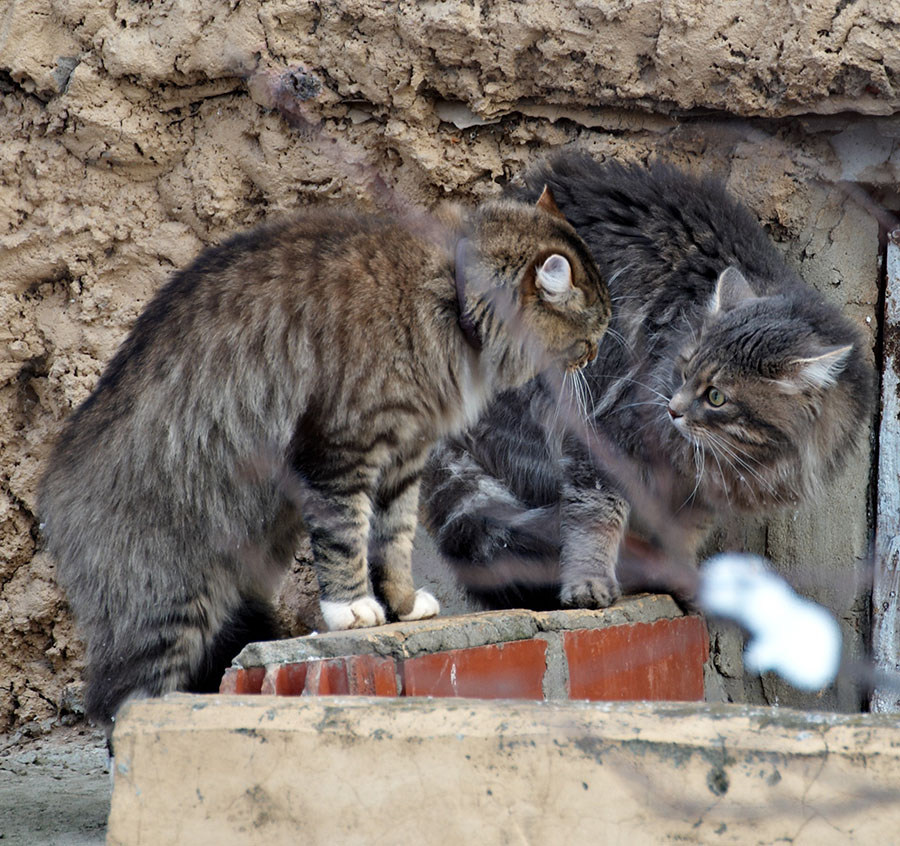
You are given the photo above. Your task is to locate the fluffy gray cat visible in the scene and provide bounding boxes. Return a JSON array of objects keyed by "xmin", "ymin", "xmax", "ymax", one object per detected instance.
[
  {"xmin": 39, "ymin": 190, "xmax": 610, "ymax": 723},
  {"xmin": 422, "ymin": 152, "xmax": 875, "ymax": 611}
]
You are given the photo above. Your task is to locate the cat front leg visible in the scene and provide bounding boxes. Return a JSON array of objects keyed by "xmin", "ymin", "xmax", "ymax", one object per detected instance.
[
  {"xmin": 369, "ymin": 466, "xmax": 440, "ymax": 622},
  {"xmin": 559, "ymin": 482, "xmax": 630, "ymax": 609},
  {"xmin": 304, "ymin": 484, "xmax": 387, "ymax": 630}
]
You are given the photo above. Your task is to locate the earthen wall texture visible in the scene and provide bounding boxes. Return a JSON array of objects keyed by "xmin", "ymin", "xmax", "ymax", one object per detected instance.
[{"xmin": 2, "ymin": 0, "xmax": 898, "ymax": 730}]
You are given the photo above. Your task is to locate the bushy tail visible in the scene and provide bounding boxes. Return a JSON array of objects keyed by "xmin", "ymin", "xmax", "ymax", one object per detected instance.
[
  {"xmin": 84, "ymin": 593, "xmax": 280, "ymax": 725},
  {"xmin": 421, "ymin": 439, "xmax": 564, "ymax": 610}
]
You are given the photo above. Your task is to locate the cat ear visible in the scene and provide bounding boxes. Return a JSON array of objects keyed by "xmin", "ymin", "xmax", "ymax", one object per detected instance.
[
  {"xmin": 775, "ymin": 345, "xmax": 854, "ymax": 393},
  {"xmin": 535, "ymin": 253, "xmax": 573, "ymax": 302},
  {"xmin": 785, "ymin": 345, "xmax": 854, "ymax": 390},
  {"xmin": 709, "ymin": 267, "xmax": 756, "ymax": 314},
  {"xmin": 535, "ymin": 185, "xmax": 566, "ymax": 220}
]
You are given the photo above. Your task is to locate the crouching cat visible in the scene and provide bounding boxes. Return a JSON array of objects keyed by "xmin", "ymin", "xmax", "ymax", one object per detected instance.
[
  {"xmin": 422, "ymin": 153, "xmax": 874, "ymax": 611},
  {"xmin": 39, "ymin": 189, "xmax": 611, "ymax": 724}
]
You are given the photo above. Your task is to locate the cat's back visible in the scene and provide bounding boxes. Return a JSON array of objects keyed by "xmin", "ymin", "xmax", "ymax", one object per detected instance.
[
  {"xmin": 515, "ymin": 153, "xmax": 795, "ymax": 297},
  {"xmin": 39, "ymin": 207, "xmax": 452, "ymax": 524},
  {"xmin": 55, "ymin": 207, "xmax": 445, "ymax": 420}
]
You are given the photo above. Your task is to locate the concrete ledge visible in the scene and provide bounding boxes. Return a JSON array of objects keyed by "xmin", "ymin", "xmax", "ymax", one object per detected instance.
[
  {"xmin": 233, "ymin": 595, "xmax": 686, "ymax": 664},
  {"xmin": 224, "ymin": 597, "xmax": 708, "ymax": 702},
  {"xmin": 108, "ymin": 696, "xmax": 900, "ymax": 845}
]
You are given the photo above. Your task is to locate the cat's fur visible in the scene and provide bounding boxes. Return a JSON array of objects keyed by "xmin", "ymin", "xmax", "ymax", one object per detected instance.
[
  {"xmin": 422, "ymin": 153, "xmax": 874, "ymax": 611},
  {"xmin": 39, "ymin": 192, "xmax": 611, "ymax": 723}
]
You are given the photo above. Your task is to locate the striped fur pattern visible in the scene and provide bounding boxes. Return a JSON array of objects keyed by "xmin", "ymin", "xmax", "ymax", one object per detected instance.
[
  {"xmin": 38, "ymin": 193, "xmax": 610, "ymax": 724},
  {"xmin": 422, "ymin": 153, "xmax": 875, "ymax": 611}
]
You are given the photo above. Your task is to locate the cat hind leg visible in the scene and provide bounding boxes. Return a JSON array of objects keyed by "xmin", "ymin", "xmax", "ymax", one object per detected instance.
[
  {"xmin": 187, "ymin": 592, "xmax": 281, "ymax": 692},
  {"xmin": 83, "ymin": 589, "xmax": 279, "ymax": 725}
]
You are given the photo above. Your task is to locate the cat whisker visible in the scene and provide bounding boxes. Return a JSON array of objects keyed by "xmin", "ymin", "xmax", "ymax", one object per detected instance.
[
  {"xmin": 553, "ymin": 371, "xmax": 577, "ymax": 432},
  {"xmin": 691, "ymin": 442, "xmax": 706, "ymax": 499},
  {"xmin": 550, "ymin": 370, "xmax": 588, "ymax": 435},
  {"xmin": 712, "ymin": 449, "xmax": 763, "ymax": 506},
  {"xmin": 717, "ymin": 445, "xmax": 771, "ymax": 484},
  {"xmin": 575, "ymin": 368, "xmax": 592, "ymax": 421},
  {"xmin": 703, "ymin": 432, "xmax": 780, "ymax": 500},
  {"xmin": 681, "ymin": 428, "xmax": 732, "ymax": 505},
  {"xmin": 628, "ymin": 412, "xmax": 669, "ymax": 442},
  {"xmin": 563, "ymin": 374, "xmax": 578, "ymax": 430},
  {"xmin": 704, "ymin": 429, "xmax": 768, "ymax": 466},
  {"xmin": 705, "ymin": 443, "xmax": 733, "ymax": 509},
  {"xmin": 703, "ymin": 434, "xmax": 780, "ymax": 506},
  {"xmin": 676, "ymin": 442, "xmax": 706, "ymax": 513},
  {"xmin": 602, "ymin": 326, "xmax": 631, "ymax": 353},
  {"xmin": 718, "ymin": 442, "xmax": 782, "ymax": 502},
  {"xmin": 679, "ymin": 313, "xmax": 698, "ymax": 345},
  {"xmin": 587, "ymin": 371, "xmax": 671, "ymax": 403},
  {"xmin": 564, "ymin": 371, "xmax": 581, "ymax": 422},
  {"xmin": 616, "ymin": 399, "xmax": 669, "ymax": 412},
  {"xmin": 605, "ymin": 264, "xmax": 633, "ymax": 289}
]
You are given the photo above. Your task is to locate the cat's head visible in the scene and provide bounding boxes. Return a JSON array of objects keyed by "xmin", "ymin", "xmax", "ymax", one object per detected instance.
[
  {"xmin": 664, "ymin": 266, "xmax": 874, "ymax": 510},
  {"xmin": 464, "ymin": 187, "xmax": 611, "ymax": 385}
]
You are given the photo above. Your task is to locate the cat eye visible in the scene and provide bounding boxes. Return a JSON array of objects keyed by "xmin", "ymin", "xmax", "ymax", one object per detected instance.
[{"xmin": 705, "ymin": 386, "xmax": 727, "ymax": 407}]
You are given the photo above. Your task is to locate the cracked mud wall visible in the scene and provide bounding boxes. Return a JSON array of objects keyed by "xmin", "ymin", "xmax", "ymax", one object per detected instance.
[{"xmin": 1, "ymin": 0, "xmax": 899, "ymax": 730}]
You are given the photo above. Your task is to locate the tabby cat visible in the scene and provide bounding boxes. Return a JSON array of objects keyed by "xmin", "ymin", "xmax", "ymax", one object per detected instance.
[
  {"xmin": 39, "ymin": 190, "xmax": 611, "ymax": 723},
  {"xmin": 422, "ymin": 152, "xmax": 874, "ymax": 611}
]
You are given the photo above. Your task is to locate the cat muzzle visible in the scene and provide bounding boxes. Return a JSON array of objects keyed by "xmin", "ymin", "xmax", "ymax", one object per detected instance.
[{"xmin": 567, "ymin": 339, "xmax": 599, "ymax": 371}]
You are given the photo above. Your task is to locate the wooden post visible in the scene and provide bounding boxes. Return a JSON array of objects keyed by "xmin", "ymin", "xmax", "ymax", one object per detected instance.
[{"xmin": 872, "ymin": 228, "xmax": 900, "ymax": 713}]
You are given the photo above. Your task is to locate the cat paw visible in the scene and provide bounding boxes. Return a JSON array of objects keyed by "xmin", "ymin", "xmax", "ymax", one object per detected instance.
[
  {"xmin": 320, "ymin": 596, "xmax": 387, "ymax": 631},
  {"xmin": 397, "ymin": 589, "xmax": 441, "ymax": 622},
  {"xmin": 560, "ymin": 578, "xmax": 620, "ymax": 609}
]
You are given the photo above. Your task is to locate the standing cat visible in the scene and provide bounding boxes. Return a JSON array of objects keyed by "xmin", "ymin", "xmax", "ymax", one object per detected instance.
[
  {"xmin": 39, "ymin": 191, "xmax": 611, "ymax": 724},
  {"xmin": 422, "ymin": 152, "xmax": 874, "ymax": 611}
]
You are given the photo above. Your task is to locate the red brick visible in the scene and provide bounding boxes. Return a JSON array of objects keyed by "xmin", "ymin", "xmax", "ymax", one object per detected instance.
[
  {"xmin": 260, "ymin": 663, "xmax": 309, "ymax": 696},
  {"xmin": 219, "ymin": 667, "xmax": 265, "ymax": 695},
  {"xmin": 564, "ymin": 617, "xmax": 708, "ymax": 701},
  {"xmin": 401, "ymin": 640, "xmax": 546, "ymax": 700},
  {"xmin": 304, "ymin": 659, "xmax": 351, "ymax": 695},
  {"xmin": 250, "ymin": 656, "xmax": 399, "ymax": 697},
  {"xmin": 344, "ymin": 655, "xmax": 399, "ymax": 696}
]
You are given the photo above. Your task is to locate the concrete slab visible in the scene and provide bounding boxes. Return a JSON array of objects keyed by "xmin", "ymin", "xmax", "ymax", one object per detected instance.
[
  {"xmin": 0, "ymin": 726, "xmax": 110, "ymax": 846},
  {"xmin": 108, "ymin": 696, "xmax": 900, "ymax": 845}
]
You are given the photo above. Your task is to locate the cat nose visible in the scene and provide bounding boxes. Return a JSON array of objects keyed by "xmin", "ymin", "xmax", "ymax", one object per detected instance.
[{"xmin": 667, "ymin": 404, "xmax": 682, "ymax": 420}]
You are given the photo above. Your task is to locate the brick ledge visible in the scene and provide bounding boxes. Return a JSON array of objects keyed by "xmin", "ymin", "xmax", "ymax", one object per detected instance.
[{"xmin": 223, "ymin": 595, "xmax": 709, "ymax": 703}]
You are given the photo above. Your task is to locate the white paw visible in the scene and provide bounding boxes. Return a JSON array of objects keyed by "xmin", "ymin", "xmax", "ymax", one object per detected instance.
[
  {"xmin": 320, "ymin": 596, "xmax": 386, "ymax": 631},
  {"xmin": 397, "ymin": 589, "xmax": 440, "ymax": 622}
]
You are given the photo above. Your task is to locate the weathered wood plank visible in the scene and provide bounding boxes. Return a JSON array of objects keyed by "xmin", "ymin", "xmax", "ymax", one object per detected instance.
[{"xmin": 872, "ymin": 228, "xmax": 900, "ymax": 713}]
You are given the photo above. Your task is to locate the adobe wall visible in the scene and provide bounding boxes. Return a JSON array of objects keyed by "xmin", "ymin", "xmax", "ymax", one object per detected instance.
[{"xmin": 2, "ymin": 0, "xmax": 898, "ymax": 729}]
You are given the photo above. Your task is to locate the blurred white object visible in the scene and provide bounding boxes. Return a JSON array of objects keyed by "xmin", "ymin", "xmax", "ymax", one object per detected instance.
[{"xmin": 699, "ymin": 554, "xmax": 843, "ymax": 691}]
